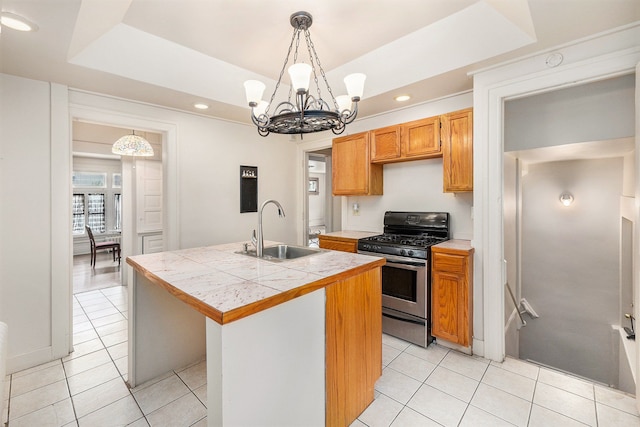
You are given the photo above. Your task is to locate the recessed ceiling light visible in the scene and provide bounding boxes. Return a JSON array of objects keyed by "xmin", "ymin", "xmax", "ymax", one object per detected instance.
[
  {"xmin": 395, "ymin": 95, "xmax": 411, "ymax": 102},
  {"xmin": 193, "ymin": 103, "xmax": 209, "ymax": 110},
  {"xmin": 1, "ymin": 12, "xmax": 38, "ymax": 32}
]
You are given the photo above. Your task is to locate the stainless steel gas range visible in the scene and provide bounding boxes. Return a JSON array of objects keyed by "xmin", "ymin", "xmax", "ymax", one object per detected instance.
[{"xmin": 357, "ymin": 211, "xmax": 450, "ymax": 347}]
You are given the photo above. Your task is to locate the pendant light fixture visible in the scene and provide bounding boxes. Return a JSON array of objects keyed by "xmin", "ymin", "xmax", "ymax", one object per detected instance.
[
  {"xmin": 112, "ymin": 131, "xmax": 154, "ymax": 156},
  {"xmin": 244, "ymin": 11, "xmax": 366, "ymax": 137}
]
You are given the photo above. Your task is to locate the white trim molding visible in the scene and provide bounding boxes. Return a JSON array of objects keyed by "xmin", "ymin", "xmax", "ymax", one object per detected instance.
[{"xmin": 472, "ymin": 23, "xmax": 640, "ymax": 362}]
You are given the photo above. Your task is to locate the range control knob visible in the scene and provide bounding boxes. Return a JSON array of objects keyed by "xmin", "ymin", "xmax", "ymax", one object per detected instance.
[{"xmin": 407, "ymin": 250, "xmax": 414, "ymax": 257}]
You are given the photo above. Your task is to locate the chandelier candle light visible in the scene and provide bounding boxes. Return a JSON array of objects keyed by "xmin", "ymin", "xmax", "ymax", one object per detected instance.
[
  {"xmin": 112, "ymin": 131, "xmax": 154, "ymax": 156},
  {"xmin": 244, "ymin": 11, "xmax": 366, "ymax": 137}
]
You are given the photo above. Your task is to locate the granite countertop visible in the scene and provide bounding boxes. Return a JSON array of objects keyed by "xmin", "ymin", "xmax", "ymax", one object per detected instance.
[
  {"xmin": 127, "ymin": 241, "xmax": 385, "ymax": 325},
  {"xmin": 433, "ymin": 239, "xmax": 473, "ymax": 252},
  {"xmin": 319, "ymin": 230, "xmax": 381, "ymax": 240}
]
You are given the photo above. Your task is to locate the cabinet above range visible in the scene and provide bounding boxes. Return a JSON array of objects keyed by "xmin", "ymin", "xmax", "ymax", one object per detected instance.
[
  {"xmin": 332, "ymin": 108, "xmax": 473, "ymax": 196},
  {"xmin": 370, "ymin": 116, "xmax": 442, "ymax": 164}
]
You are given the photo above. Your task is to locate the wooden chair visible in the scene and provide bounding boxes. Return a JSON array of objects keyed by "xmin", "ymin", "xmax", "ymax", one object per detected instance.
[{"xmin": 85, "ymin": 226, "xmax": 120, "ymax": 268}]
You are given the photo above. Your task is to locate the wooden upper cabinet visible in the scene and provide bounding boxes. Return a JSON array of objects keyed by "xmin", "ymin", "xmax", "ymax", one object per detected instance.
[
  {"xmin": 442, "ymin": 108, "xmax": 473, "ymax": 192},
  {"xmin": 332, "ymin": 132, "xmax": 383, "ymax": 196},
  {"xmin": 401, "ymin": 116, "xmax": 441, "ymax": 159},
  {"xmin": 370, "ymin": 117, "xmax": 442, "ymax": 164},
  {"xmin": 370, "ymin": 125, "xmax": 401, "ymax": 163}
]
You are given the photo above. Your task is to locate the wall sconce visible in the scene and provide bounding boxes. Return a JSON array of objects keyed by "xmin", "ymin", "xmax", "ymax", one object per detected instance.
[{"xmin": 559, "ymin": 192, "xmax": 574, "ymax": 206}]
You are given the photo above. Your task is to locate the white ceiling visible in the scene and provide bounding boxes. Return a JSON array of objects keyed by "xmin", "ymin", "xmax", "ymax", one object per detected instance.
[{"xmin": 1, "ymin": 0, "xmax": 639, "ymax": 125}]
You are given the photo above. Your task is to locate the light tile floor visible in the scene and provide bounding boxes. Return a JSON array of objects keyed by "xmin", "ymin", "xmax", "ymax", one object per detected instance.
[
  {"xmin": 2, "ymin": 285, "xmax": 639, "ymax": 426},
  {"xmin": 3, "ymin": 287, "xmax": 207, "ymax": 427},
  {"xmin": 353, "ymin": 334, "xmax": 640, "ymax": 427}
]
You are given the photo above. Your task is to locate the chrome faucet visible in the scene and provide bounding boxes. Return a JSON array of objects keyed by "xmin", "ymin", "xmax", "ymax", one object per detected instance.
[{"xmin": 255, "ymin": 199, "xmax": 286, "ymax": 257}]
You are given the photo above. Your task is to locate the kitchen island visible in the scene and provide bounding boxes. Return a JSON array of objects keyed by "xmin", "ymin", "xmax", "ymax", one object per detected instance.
[{"xmin": 126, "ymin": 241, "xmax": 385, "ymax": 426}]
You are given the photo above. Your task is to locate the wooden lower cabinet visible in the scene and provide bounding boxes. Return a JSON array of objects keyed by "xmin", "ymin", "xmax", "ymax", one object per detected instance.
[
  {"xmin": 318, "ymin": 234, "xmax": 358, "ymax": 253},
  {"xmin": 326, "ymin": 267, "xmax": 382, "ymax": 426},
  {"xmin": 431, "ymin": 241, "xmax": 474, "ymax": 347}
]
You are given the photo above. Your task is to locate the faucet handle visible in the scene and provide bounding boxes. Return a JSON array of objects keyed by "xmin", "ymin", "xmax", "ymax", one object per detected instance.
[{"xmin": 251, "ymin": 230, "xmax": 257, "ymax": 247}]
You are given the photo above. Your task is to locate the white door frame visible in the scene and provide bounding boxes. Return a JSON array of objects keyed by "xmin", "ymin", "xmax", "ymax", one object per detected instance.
[
  {"xmin": 473, "ymin": 25, "xmax": 640, "ymax": 371},
  {"xmin": 296, "ymin": 137, "xmax": 334, "ymax": 246},
  {"xmin": 68, "ymin": 105, "xmax": 179, "ymax": 254}
]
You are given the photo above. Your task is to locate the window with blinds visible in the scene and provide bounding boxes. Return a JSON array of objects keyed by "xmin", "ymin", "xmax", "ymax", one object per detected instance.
[
  {"xmin": 72, "ymin": 194, "xmax": 85, "ymax": 234},
  {"xmin": 87, "ymin": 193, "xmax": 106, "ymax": 232},
  {"xmin": 114, "ymin": 194, "xmax": 122, "ymax": 231},
  {"xmin": 73, "ymin": 193, "xmax": 106, "ymax": 234},
  {"xmin": 73, "ymin": 169, "xmax": 122, "ymax": 236}
]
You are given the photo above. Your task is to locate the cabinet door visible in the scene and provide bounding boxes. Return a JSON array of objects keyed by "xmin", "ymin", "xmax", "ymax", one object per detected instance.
[
  {"xmin": 136, "ymin": 160, "xmax": 163, "ymax": 232},
  {"xmin": 442, "ymin": 109, "xmax": 473, "ymax": 192},
  {"xmin": 432, "ymin": 270, "xmax": 464, "ymax": 344},
  {"xmin": 326, "ymin": 267, "xmax": 382, "ymax": 426},
  {"xmin": 401, "ymin": 117, "xmax": 441, "ymax": 159},
  {"xmin": 332, "ymin": 132, "xmax": 382, "ymax": 196},
  {"xmin": 370, "ymin": 125, "xmax": 401, "ymax": 163},
  {"xmin": 318, "ymin": 236, "xmax": 357, "ymax": 253}
]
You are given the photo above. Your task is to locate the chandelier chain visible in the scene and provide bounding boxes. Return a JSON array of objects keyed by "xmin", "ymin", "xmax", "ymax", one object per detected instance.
[
  {"xmin": 244, "ymin": 11, "xmax": 362, "ymax": 136},
  {"xmin": 302, "ymin": 29, "xmax": 321, "ymax": 102},
  {"xmin": 266, "ymin": 26, "xmax": 298, "ymax": 115},
  {"xmin": 304, "ymin": 29, "xmax": 338, "ymax": 110}
]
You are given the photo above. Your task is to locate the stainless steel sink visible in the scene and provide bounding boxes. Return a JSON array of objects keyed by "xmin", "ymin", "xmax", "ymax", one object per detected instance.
[{"xmin": 237, "ymin": 244, "xmax": 323, "ymax": 262}]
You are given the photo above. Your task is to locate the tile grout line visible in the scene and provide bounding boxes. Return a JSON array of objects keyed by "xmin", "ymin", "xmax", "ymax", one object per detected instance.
[
  {"xmin": 61, "ymin": 357, "xmax": 80, "ymax": 425},
  {"xmin": 593, "ymin": 382, "xmax": 600, "ymax": 427},
  {"xmin": 526, "ymin": 377, "xmax": 538, "ymax": 427},
  {"xmin": 456, "ymin": 360, "xmax": 486, "ymax": 426},
  {"xmin": 77, "ymin": 288, "xmax": 148, "ymax": 426},
  {"xmin": 4, "ymin": 373, "xmax": 11, "ymax": 427}
]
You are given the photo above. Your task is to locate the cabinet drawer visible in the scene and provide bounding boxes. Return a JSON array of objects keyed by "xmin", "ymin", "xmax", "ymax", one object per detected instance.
[
  {"xmin": 319, "ymin": 238, "xmax": 357, "ymax": 253},
  {"xmin": 432, "ymin": 252, "xmax": 465, "ymax": 273}
]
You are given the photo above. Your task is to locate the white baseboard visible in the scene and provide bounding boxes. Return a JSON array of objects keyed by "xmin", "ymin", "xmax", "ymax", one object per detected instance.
[
  {"xmin": 7, "ymin": 346, "xmax": 58, "ymax": 374},
  {"xmin": 473, "ymin": 338, "xmax": 484, "ymax": 357}
]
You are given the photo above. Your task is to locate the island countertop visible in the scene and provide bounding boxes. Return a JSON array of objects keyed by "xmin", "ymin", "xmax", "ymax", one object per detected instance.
[{"xmin": 127, "ymin": 241, "xmax": 385, "ymax": 325}]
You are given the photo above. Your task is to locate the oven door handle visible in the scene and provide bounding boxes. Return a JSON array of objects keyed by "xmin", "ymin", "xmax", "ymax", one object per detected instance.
[
  {"xmin": 382, "ymin": 309, "xmax": 425, "ymax": 326},
  {"xmin": 385, "ymin": 260, "xmax": 425, "ymax": 270},
  {"xmin": 358, "ymin": 251, "xmax": 426, "ymax": 267}
]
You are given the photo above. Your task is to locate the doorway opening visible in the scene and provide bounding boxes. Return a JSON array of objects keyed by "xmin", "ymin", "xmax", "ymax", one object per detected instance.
[
  {"xmin": 306, "ymin": 148, "xmax": 341, "ymax": 247},
  {"xmin": 502, "ymin": 74, "xmax": 636, "ymax": 392},
  {"xmin": 70, "ymin": 120, "xmax": 164, "ymax": 384}
]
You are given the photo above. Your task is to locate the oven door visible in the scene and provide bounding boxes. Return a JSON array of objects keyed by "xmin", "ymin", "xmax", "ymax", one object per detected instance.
[
  {"xmin": 359, "ymin": 251, "xmax": 427, "ymax": 319},
  {"xmin": 382, "ymin": 259, "xmax": 427, "ymax": 319}
]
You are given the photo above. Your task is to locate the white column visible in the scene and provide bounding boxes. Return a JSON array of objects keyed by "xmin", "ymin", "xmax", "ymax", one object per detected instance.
[{"xmin": 206, "ymin": 289, "xmax": 325, "ymax": 426}]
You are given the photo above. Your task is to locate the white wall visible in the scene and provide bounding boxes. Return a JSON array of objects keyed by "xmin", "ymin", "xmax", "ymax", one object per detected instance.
[
  {"xmin": 503, "ymin": 154, "xmax": 519, "ymax": 357},
  {"xmin": 505, "ymin": 74, "xmax": 635, "ymax": 151},
  {"xmin": 298, "ymin": 92, "xmax": 474, "ymax": 239},
  {"xmin": 519, "ymin": 158, "xmax": 622, "ymax": 384},
  {"xmin": 344, "ymin": 94, "xmax": 474, "ymax": 239},
  {"xmin": 0, "ymin": 74, "xmax": 300, "ymax": 372},
  {"xmin": 69, "ymin": 90, "xmax": 299, "ymax": 250},
  {"xmin": 0, "ymin": 74, "xmax": 71, "ymax": 371},
  {"xmin": 308, "ymin": 172, "xmax": 326, "ymax": 228}
]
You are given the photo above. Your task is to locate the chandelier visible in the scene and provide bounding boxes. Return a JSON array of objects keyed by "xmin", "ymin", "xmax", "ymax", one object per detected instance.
[
  {"xmin": 243, "ymin": 11, "xmax": 366, "ymax": 137},
  {"xmin": 112, "ymin": 131, "xmax": 154, "ymax": 156}
]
